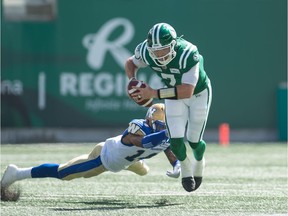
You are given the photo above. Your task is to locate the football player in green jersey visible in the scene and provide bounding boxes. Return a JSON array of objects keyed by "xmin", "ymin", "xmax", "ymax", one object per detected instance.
[{"xmin": 125, "ymin": 23, "xmax": 212, "ymax": 192}]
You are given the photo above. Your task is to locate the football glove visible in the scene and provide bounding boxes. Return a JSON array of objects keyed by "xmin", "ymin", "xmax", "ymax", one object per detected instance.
[{"xmin": 166, "ymin": 160, "xmax": 181, "ymax": 178}]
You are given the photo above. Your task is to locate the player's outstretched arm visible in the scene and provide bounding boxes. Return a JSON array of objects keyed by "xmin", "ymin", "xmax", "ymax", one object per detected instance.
[
  {"xmin": 164, "ymin": 147, "xmax": 178, "ymax": 166},
  {"xmin": 122, "ymin": 130, "xmax": 168, "ymax": 149}
]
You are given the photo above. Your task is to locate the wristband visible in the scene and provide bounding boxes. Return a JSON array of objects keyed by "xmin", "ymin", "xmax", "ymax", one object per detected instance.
[
  {"xmin": 172, "ymin": 160, "xmax": 180, "ymax": 167},
  {"xmin": 157, "ymin": 87, "xmax": 178, "ymax": 99}
]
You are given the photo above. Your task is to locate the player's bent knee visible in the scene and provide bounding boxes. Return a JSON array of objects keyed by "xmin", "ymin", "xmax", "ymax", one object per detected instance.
[
  {"xmin": 126, "ymin": 161, "xmax": 149, "ymax": 176},
  {"xmin": 136, "ymin": 170, "xmax": 148, "ymax": 176},
  {"xmin": 136, "ymin": 168, "xmax": 148, "ymax": 176},
  {"xmin": 135, "ymin": 164, "xmax": 149, "ymax": 176}
]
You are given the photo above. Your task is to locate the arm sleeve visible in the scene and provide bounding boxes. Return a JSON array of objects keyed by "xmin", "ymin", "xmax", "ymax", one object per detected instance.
[
  {"xmin": 181, "ymin": 62, "xmax": 199, "ymax": 86},
  {"xmin": 132, "ymin": 56, "xmax": 147, "ymax": 68},
  {"xmin": 141, "ymin": 130, "xmax": 168, "ymax": 149}
]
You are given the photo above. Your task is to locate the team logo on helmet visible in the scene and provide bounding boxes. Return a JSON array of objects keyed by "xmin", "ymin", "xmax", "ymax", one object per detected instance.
[{"xmin": 145, "ymin": 103, "xmax": 165, "ymax": 132}]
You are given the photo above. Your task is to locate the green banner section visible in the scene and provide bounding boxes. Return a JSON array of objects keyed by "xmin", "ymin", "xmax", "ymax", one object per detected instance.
[
  {"xmin": 277, "ymin": 83, "xmax": 287, "ymax": 141},
  {"xmin": 1, "ymin": 0, "xmax": 287, "ymax": 129}
]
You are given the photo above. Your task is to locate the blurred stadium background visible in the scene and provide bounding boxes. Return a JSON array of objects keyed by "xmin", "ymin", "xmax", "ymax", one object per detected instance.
[{"xmin": 1, "ymin": 0, "xmax": 287, "ymax": 144}]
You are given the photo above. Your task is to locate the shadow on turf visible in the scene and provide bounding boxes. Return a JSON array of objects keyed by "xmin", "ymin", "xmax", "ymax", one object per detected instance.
[{"xmin": 52, "ymin": 199, "xmax": 181, "ymax": 211}]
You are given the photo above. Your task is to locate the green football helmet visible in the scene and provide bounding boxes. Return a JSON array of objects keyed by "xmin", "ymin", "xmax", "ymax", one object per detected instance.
[{"xmin": 147, "ymin": 23, "xmax": 177, "ymax": 66}]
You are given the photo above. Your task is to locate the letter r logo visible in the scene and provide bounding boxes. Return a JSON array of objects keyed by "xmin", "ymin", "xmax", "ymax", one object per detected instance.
[{"xmin": 83, "ymin": 18, "xmax": 134, "ymax": 70}]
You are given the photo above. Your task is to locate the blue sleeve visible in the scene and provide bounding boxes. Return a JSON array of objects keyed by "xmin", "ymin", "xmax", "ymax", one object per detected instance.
[{"xmin": 141, "ymin": 130, "xmax": 168, "ymax": 148}]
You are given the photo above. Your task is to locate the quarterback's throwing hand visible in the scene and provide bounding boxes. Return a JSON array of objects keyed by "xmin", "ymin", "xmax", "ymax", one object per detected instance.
[{"xmin": 166, "ymin": 160, "xmax": 181, "ymax": 178}]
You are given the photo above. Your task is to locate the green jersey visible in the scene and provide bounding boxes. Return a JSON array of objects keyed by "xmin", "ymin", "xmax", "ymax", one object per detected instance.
[{"xmin": 135, "ymin": 37, "xmax": 209, "ymax": 94}]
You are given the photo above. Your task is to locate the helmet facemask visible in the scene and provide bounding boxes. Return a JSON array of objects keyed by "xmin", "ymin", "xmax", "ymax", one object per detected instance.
[
  {"xmin": 151, "ymin": 120, "xmax": 166, "ymax": 132},
  {"xmin": 147, "ymin": 40, "xmax": 176, "ymax": 66},
  {"xmin": 147, "ymin": 23, "xmax": 177, "ymax": 66}
]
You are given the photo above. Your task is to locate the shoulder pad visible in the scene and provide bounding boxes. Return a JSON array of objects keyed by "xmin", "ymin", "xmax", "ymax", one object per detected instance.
[
  {"xmin": 127, "ymin": 119, "xmax": 153, "ymax": 136},
  {"xmin": 134, "ymin": 40, "xmax": 149, "ymax": 63},
  {"xmin": 178, "ymin": 41, "xmax": 199, "ymax": 70},
  {"xmin": 134, "ymin": 43, "xmax": 143, "ymax": 60},
  {"xmin": 127, "ymin": 119, "xmax": 146, "ymax": 136}
]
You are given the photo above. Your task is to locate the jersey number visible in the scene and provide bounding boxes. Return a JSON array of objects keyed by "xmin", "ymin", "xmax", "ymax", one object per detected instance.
[
  {"xmin": 161, "ymin": 73, "xmax": 176, "ymax": 86},
  {"xmin": 125, "ymin": 150, "xmax": 157, "ymax": 162}
]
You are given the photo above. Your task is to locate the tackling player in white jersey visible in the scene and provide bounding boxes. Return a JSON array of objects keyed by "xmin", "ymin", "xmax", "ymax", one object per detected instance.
[{"xmin": 1, "ymin": 103, "xmax": 181, "ymax": 201}]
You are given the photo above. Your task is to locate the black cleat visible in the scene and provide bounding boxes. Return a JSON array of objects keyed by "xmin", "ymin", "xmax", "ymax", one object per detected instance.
[
  {"xmin": 194, "ymin": 177, "xmax": 203, "ymax": 191},
  {"xmin": 181, "ymin": 177, "xmax": 195, "ymax": 192}
]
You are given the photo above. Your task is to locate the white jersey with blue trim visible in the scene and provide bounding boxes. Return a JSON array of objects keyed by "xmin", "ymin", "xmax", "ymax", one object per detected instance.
[{"xmin": 100, "ymin": 119, "xmax": 170, "ymax": 172}]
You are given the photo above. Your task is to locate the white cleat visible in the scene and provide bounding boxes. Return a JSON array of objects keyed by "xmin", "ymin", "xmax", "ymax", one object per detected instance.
[{"xmin": 1, "ymin": 164, "xmax": 19, "ymax": 188}]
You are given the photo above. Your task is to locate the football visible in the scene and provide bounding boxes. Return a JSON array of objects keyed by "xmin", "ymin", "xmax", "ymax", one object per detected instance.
[{"xmin": 127, "ymin": 78, "xmax": 153, "ymax": 107}]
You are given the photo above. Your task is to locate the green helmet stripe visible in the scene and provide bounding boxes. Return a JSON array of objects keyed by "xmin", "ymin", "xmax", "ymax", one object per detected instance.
[
  {"xmin": 152, "ymin": 24, "xmax": 161, "ymax": 46},
  {"xmin": 155, "ymin": 24, "xmax": 161, "ymax": 45},
  {"xmin": 152, "ymin": 25, "xmax": 156, "ymax": 45},
  {"xmin": 151, "ymin": 25, "xmax": 156, "ymax": 45}
]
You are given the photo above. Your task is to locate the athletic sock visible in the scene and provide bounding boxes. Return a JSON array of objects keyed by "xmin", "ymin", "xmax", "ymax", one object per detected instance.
[
  {"xmin": 180, "ymin": 156, "xmax": 193, "ymax": 178},
  {"xmin": 16, "ymin": 167, "xmax": 32, "ymax": 180},
  {"xmin": 192, "ymin": 157, "xmax": 205, "ymax": 177}
]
